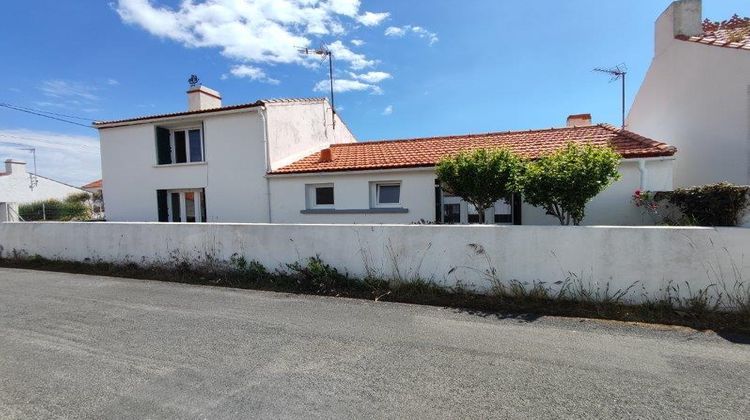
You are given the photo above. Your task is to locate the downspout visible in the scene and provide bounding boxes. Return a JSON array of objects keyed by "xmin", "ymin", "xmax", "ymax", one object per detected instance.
[
  {"xmin": 259, "ymin": 107, "xmax": 272, "ymax": 223},
  {"xmin": 637, "ymin": 159, "xmax": 647, "ymax": 190}
]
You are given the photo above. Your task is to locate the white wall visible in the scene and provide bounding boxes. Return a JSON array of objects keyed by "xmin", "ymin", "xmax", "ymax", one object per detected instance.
[
  {"xmin": 628, "ymin": 31, "xmax": 750, "ymax": 187},
  {"xmin": 1, "ymin": 222, "xmax": 746, "ymax": 306},
  {"xmin": 0, "ymin": 161, "xmax": 86, "ymax": 204},
  {"xmin": 269, "ymin": 159, "xmax": 674, "ymax": 225}
]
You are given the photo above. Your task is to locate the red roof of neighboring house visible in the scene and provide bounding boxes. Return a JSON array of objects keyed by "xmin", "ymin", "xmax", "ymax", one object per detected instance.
[
  {"xmin": 677, "ymin": 15, "xmax": 750, "ymax": 50},
  {"xmin": 93, "ymin": 98, "xmax": 326, "ymax": 128},
  {"xmin": 271, "ymin": 124, "xmax": 676, "ymax": 175},
  {"xmin": 82, "ymin": 179, "xmax": 102, "ymax": 189}
]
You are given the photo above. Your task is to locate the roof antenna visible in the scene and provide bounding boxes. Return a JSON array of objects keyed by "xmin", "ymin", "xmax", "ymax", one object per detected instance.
[
  {"xmin": 299, "ymin": 45, "xmax": 336, "ymax": 129},
  {"xmin": 593, "ymin": 64, "xmax": 627, "ymax": 129},
  {"xmin": 20, "ymin": 147, "xmax": 38, "ymax": 190}
]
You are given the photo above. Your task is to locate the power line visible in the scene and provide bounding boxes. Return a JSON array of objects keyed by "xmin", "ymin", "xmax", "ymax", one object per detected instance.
[
  {"xmin": 1, "ymin": 103, "xmax": 94, "ymax": 121},
  {"xmin": 0, "ymin": 102, "xmax": 94, "ymax": 128}
]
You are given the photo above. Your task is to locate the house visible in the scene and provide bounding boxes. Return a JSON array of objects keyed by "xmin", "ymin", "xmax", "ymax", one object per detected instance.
[
  {"xmin": 82, "ymin": 179, "xmax": 102, "ymax": 194},
  {"xmin": 0, "ymin": 159, "xmax": 87, "ymax": 204},
  {"xmin": 628, "ymin": 0, "xmax": 750, "ymax": 188},
  {"xmin": 95, "ymin": 85, "xmax": 676, "ymax": 225}
]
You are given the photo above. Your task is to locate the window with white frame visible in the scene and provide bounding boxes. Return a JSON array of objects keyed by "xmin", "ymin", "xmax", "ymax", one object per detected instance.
[
  {"xmin": 370, "ymin": 181, "xmax": 401, "ymax": 208},
  {"xmin": 305, "ymin": 183, "xmax": 334, "ymax": 209},
  {"xmin": 157, "ymin": 188, "xmax": 206, "ymax": 222},
  {"xmin": 156, "ymin": 126, "xmax": 204, "ymax": 165}
]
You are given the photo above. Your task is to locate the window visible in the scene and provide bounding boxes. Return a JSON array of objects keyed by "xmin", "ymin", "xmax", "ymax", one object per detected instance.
[
  {"xmin": 157, "ymin": 188, "xmax": 206, "ymax": 222},
  {"xmin": 371, "ymin": 182, "xmax": 401, "ymax": 208},
  {"xmin": 155, "ymin": 126, "xmax": 204, "ymax": 165},
  {"xmin": 306, "ymin": 184, "xmax": 334, "ymax": 209}
]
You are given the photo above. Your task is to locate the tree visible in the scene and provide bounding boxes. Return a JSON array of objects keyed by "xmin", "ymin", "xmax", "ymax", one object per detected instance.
[
  {"xmin": 522, "ymin": 143, "xmax": 621, "ymax": 225},
  {"xmin": 436, "ymin": 148, "xmax": 525, "ymax": 224}
]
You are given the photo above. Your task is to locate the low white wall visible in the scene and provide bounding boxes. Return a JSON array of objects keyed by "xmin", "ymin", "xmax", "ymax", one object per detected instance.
[{"xmin": 1, "ymin": 222, "xmax": 747, "ymax": 306}]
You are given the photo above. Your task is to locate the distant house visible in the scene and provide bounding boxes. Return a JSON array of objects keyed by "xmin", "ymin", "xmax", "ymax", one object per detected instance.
[
  {"xmin": 95, "ymin": 85, "xmax": 676, "ymax": 225},
  {"xmin": 82, "ymin": 179, "xmax": 102, "ymax": 194},
  {"xmin": 0, "ymin": 159, "xmax": 86, "ymax": 204},
  {"xmin": 628, "ymin": 0, "xmax": 750, "ymax": 187}
]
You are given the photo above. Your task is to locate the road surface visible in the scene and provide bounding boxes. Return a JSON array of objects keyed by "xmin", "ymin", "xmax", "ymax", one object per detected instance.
[{"xmin": 0, "ymin": 268, "xmax": 748, "ymax": 418}]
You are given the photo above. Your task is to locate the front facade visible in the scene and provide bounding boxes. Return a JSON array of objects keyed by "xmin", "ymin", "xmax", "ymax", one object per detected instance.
[
  {"xmin": 97, "ymin": 91, "xmax": 676, "ymax": 225},
  {"xmin": 628, "ymin": 0, "xmax": 750, "ymax": 187}
]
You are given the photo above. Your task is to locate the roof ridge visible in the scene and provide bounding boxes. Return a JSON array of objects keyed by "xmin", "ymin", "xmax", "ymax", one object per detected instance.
[
  {"xmin": 599, "ymin": 123, "xmax": 677, "ymax": 153},
  {"xmin": 335, "ymin": 125, "xmax": 595, "ymax": 148}
]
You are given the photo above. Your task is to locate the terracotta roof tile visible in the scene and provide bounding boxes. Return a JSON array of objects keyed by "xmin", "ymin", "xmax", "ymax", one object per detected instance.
[
  {"xmin": 678, "ymin": 15, "xmax": 750, "ymax": 50},
  {"xmin": 82, "ymin": 179, "xmax": 102, "ymax": 189},
  {"xmin": 271, "ymin": 124, "xmax": 676, "ymax": 175}
]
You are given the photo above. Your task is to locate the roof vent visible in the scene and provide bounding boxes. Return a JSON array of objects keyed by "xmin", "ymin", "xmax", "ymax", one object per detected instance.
[
  {"xmin": 319, "ymin": 148, "xmax": 333, "ymax": 163},
  {"xmin": 567, "ymin": 113, "xmax": 592, "ymax": 127}
]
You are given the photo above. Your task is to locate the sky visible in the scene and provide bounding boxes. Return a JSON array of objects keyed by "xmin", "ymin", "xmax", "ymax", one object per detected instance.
[{"xmin": 0, "ymin": 0, "xmax": 747, "ymax": 186}]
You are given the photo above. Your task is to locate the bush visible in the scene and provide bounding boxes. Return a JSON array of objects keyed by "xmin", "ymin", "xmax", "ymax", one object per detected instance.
[
  {"xmin": 19, "ymin": 193, "xmax": 92, "ymax": 221},
  {"xmin": 665, "ymin": 183, "xmax": 750, "ymax": 226}
]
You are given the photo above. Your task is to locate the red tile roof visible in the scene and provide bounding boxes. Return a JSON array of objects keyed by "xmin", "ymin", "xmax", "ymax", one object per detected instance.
[
  {"xmin": 677, "ymin": 15, "xmax": 750, "ymax": 50},
  {"xmin": 271, "ymin": 124, "xmax": 676, "ymax": 175},
  {"xmin": 82, "ymin": 179, "xmax": 102, "ymax": 189},
  {"xmin": 93, "ymin": 98, "xmax": 326, "ymax": 128}
]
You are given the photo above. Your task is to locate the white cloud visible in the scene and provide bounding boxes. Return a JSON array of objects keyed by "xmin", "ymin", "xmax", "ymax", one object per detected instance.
[
  {"xmin": 225, "ymin": 64, "xmax": 280, "ymax": 84},
  {"xmin": 357, "ymin": 11, "xmax": 389, "ymax": 26},
  {"xmin": 349, "ymin": 71, "xmax": 391, "ymax": 83},
  {"xmin": 314, "ymin": 78, "xmax": 382, "ymax": 94},
  {"xmin": 106, "ymin": 78, "xmax": 120, "ymax": 86},
  {"xmin": 385, "ymin": 25, "xmax": 438, "ymax": 45},
  {"xmin": 382, "ymin": 105, "xmax": 392, "ymax": 115},
  {"xmin": 38, "ymin": 80, "xmax": 99, "ymax": 101},
  {"xmin": 0, "ymin": 128, "xmax": 100, "ymax": 186},
  {"xmin": 115, "ymin": 0, "xmax": 382, "ymax": 68},
  {"xmin": 350, "ymin": 39, "xmax": 365, "ymax": 46},
  {"xmin": 326, "ymin": 40, "xmax": 376, "ymax": 70}
]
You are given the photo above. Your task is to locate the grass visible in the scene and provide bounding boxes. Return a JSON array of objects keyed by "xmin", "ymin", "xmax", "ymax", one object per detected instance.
[{"xmin": 0, "ymin": 251, "xmax": 748, "ymax": 336}]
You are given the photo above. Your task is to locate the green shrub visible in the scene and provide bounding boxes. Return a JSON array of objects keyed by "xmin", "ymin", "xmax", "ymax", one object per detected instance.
[
  {"xmin": 662, "ymin": 183, "xmax": 750, "ymax": 226},
  {"xmin": 19, "ymin": 196, "xmax": 92, "ymax": 221}
]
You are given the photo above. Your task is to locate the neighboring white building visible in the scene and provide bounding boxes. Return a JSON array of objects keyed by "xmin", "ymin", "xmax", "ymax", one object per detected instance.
[
  {"xmin": 96, "ymin": 85, "xmax": 676, "ymax": 225},
  {"xmin": 0, "ymin": 159, "xmax": 86, "ymax": 204},
  {"xmin": 628, "ymin": 0, "xmax": 750, "ymax": 188}
]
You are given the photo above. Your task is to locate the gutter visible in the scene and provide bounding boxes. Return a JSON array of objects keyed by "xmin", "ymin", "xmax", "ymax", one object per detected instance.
[{"xmin": 259, "ymin": 107, "xmax": 273, "ymax": 223}]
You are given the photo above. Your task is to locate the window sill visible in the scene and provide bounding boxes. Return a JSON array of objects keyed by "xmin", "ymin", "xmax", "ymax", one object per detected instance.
[
  {"xmin": 153, "ymin": 162, "xmax": 207, "ymax": 168},
  {"xmin": 301, "ymin": 208, "xmax": 408, "ymax": 214}
]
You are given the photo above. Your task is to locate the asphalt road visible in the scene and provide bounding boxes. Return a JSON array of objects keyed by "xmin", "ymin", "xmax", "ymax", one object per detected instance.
[{"xmin": 0, "ymin": 268, "xmax": 748, "ymax": 419}]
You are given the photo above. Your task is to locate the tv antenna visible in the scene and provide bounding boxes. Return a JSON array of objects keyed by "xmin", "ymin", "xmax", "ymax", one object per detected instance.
[
  {"xmin": 299, "ymin": 45, "xmax": 336, "ymax": 128},
  {"xmin": 20, "ymin": 147, "xmax": 38, "ymax": 190},
  {"xmin": 593, "ymin": 64, "xmax": 627, "ymax": 128}
]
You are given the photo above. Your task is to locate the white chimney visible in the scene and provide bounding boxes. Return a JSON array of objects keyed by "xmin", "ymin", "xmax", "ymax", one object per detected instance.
[
  {"xmin": 187, "ymin": 85, "xmax": 222, "ymax": 111},
  {"xmin": 3, "ymin": 159, "xmax": 26, "ymax": 176},
  {"xmin": 566, "ymin": 114, "xmax": 592, "ymax": 127},
  {"xmin": 655, "ymin": 0, "xmax": 702, "ymax": 56}
]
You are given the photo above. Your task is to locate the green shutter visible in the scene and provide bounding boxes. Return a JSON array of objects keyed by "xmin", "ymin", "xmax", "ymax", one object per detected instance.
[
  {"xmin": 156, "ymin": 127, "xmax": 172, "ymax": 164},
  {"xmin": 157, "ymin": 190, "xmax": 168, "ymax": 221}
]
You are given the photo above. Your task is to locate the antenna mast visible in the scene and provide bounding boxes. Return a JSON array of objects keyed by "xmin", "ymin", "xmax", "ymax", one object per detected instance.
[
  {"xmin": 299, "ymin": 46, "xmax": 335, "ymax": 129},
  {"xmin": 21, "ymin": 147, "xmax": 38, "ymax": 190},
  {"xmin": 593, "ymin": 64, "xmax": 627, "ymax": 129}
]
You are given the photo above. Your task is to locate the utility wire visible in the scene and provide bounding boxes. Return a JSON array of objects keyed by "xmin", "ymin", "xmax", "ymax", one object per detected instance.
[
  {"xmin": 0, "ymin": 102, "xmax": 94, "ymax": 128},
  {"xmin": 1, "ymin": 103, "xmax": 94, "ymax": 121}
]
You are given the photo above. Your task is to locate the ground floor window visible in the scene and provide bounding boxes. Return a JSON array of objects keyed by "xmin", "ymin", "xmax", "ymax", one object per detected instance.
[
  {"xmin": 434, "ymin": 179, "xmax": 518, "ymax": 224},
  {"xmin": 157, "ymin": 188, "xmax": 206, "ymax": 222}
]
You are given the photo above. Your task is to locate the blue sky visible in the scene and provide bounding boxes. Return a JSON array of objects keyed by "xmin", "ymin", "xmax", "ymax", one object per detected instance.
[{"xmin": 0, "ymin": 0, "xmax": 747, "ymax": 186}]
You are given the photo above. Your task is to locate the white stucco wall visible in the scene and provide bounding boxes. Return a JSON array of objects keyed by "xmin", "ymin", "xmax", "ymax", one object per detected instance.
[
  {"xmin": 628, "ymin": 27, "xmax": 750, "ymax": 187},
  {"xmin": 0, "ymin": 161, "xmax": 86, "ymax": 204},
  {"xmin": 1, "ymin": 222, "xmax": 746, "ymax": 306},
  {"xmin": 269, "ymin": 158, "xmax": 673, "ymax": 225}
]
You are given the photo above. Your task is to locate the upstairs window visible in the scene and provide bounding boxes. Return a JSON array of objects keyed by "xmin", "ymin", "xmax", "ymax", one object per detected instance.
[
  {"xmin": 305, "ymin": 184, "xmax": 334, "ymax": 209},
  {"xmin": 156, "ymin": 126, "xmax": 204, "ymax": 165}
]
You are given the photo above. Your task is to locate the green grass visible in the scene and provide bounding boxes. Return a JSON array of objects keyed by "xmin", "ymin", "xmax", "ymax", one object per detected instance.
[{"xmin": 1, "ymin": 252, "xmax": 748, "ymax": 336}]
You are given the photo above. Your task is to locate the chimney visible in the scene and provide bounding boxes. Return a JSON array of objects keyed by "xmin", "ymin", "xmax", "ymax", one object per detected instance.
[
  {"xmin": 319, "ymin": 148, "xmax": 333, "ymax": 163},
  {"xmin": 566, "ymin": 114, "xmax": 592, "ymax": 127},
  {"xmin": 655, "ymin": 0, "xmax": 702, "ymax": 55},
  {"xmin": 187, "ymin": 85, "xmax": 222, "ymax": 111},
  {"xmin": 3, "ymin": 159, "xmax": 26, "ymax": 176}
]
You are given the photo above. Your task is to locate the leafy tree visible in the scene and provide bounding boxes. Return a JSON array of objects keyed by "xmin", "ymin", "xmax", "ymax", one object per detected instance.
[
  {"xmin": 436, "ymin": 148, "xmax": 525, "ymax": 224},
  {"xmin": 522, "ymin": 143, "xmax": 621, "ymax": 225}
]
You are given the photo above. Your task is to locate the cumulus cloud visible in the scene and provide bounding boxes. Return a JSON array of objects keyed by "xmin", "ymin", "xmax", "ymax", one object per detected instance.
[
  {"xmin": 326, "ymin": 40, "xmax": 376, "ymax": 70},
  {"xmin": 350, "ymin": 39, "xmax": 365, "ymax": 46},
  {"xmin": 314, "ymin": 78, "xmax": 382, "ymax": 94},
  {"xmin": 349, "ymin": 71, "xmax": 391, "ymax": 83},
  {"xmin": 385, "ymin": 25, "xmax": 438, "ymax": 45},
  {"xmin": 224, "ymin": 64, "xmax": 280, "ymax": 84},
  {"xmin": 356, "ymin": 11, "xmax": 389, "ymax": 26},
  {"xmin": 382, "ymin": 105, "xmax": 392, "ymax": 115},
  {"xmin": 0, "ymin": 128, "xmax": 100, "ymax": 186}
]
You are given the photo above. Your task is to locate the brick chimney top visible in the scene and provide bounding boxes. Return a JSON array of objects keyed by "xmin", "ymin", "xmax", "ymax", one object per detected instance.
[{"xmin": 566, "ymin": 114, "xmax": 592, "ymax": 127}]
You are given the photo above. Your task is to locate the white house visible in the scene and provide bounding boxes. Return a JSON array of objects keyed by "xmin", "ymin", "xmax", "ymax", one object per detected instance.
[
  {"xmin": 628, "ymin": 0, "xmax": 750, "ymax": 188},
  {"xmin": 95, "ymin": 85, "xmax": 676, "ymax": 225},
  {"xmin": 0, "ymin": 159, "xmax": 86, "ymax": 204}
]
